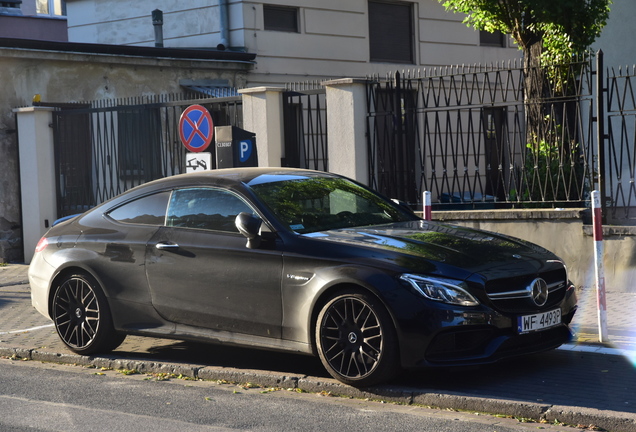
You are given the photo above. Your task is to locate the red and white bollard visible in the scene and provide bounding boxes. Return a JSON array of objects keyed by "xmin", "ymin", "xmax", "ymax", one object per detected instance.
[
  {"xmin": 592, "ymin": 190, "xmax": 609, "ymax": 343},
  {"xmin": 423, "ymin": 191, "xmax": 432, "ymax": 221}
]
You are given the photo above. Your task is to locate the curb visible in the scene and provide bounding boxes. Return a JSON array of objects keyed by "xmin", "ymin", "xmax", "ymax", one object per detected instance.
[{"xmin": 2, "ymin": 345, "xmax": 635, "ymax": 432}]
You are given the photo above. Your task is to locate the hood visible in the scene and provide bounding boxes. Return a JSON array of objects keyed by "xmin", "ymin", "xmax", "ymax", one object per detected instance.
[{"xmin": 302, "ymin": 220, "xmax": 559, "ymax": 277}]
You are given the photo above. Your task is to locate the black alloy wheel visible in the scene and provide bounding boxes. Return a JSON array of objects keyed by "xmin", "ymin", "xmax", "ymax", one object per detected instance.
[
  {"xmin": 316, "ymin": 291, "xmax": 399, "ymax": 387},
  {"xmin": 52, "ymin": 273, "xmax": 125, "ymax": 355}
]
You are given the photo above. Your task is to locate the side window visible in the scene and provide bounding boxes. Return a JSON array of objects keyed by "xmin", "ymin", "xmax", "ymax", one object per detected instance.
[
  {"xmin": 108, "ymin": 192, "xmax": 170, "ymax": 225},
  {"xmin": 166, "ymin": 188, "xmax": 254, "ymax": 233}
]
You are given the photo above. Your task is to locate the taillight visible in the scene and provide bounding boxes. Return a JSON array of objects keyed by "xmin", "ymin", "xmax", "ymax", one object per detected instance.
[{"xmin": 35, "ymin": 237, "xmax": 49, "ymax": 253}]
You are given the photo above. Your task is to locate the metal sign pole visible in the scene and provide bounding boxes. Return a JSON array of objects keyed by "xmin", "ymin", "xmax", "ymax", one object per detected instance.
[{"xmin": 592, "ymin": 190, "xmax": 609, "ymax": 343}]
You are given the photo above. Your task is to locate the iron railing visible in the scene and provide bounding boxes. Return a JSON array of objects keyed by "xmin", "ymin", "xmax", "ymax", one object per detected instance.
[
  {"xmin": 49, "ymin": 53, "xmax": 636, "ymax": 223},
  {"xmin": 366, "ymin": 58, "xmax": 596, "ymax": 210},
  {"xmin": 52, "ymin": 93, "xmax": 242, "ymax": 217},
  {"xmin": 603, "ymin": 54, "xmax": 636, "ymax": 222}
]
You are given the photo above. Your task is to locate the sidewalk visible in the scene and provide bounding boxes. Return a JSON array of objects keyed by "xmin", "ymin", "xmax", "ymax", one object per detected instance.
[{"xmin": 2, "ymin": 263, "xmax": 636, "ymax": 432}]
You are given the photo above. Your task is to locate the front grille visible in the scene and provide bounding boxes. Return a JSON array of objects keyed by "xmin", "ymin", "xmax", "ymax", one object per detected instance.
[
  {"xmin": 425, "ymin": 327, "xmax": 496, "ymax": 361},
  {"xmin": 485, "ymin": 268, "xmax": 567, "ymax": 313},
  {"xmin": 498, "ymin": 326, "xmax": 573, "ymax": 355},
  {"xmin": 424, "ymin": 325, "xmax": 572, "ymax": 364}
]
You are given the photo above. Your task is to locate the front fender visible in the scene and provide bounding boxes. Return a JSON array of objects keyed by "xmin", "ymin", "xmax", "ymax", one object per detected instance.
[{"xmin": 281, "ymin": 262, "xmax": 404, "ymax": 346}]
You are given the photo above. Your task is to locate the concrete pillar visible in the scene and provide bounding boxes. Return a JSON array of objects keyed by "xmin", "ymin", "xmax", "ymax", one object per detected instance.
[
  {"xmin": 323, "ymin": 78, "xmax": 368, "ymax": 184},
  {"xmin": 239, "ymin": 86, "xmax": 285, "ymax": 168},
  {"xmin": 14, "ymin": 106, "xmax": 57, "ymax": 263}
]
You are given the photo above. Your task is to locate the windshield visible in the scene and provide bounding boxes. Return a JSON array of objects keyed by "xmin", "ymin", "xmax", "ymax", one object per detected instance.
[{"xmin": 248, "ymin": 176, "xmax": 419, "ymax": 233}]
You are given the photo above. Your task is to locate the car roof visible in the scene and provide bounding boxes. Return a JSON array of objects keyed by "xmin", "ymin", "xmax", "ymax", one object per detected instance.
[
  {"xmin": 145, "ymin": 167, "xmax": 340, "ymax": 188},
  {"xmin": 81, "ymin": 168, "xmax": 344, "ymax": 218},
  {"xmin": 109, "ymin": 167, "xmax": 343, "ymax": 200}
]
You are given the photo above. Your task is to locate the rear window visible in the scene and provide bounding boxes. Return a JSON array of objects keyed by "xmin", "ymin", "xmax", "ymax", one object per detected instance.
[{"xmin": 107, "ymin": 192, "xmax": 170, "ymax": 225}]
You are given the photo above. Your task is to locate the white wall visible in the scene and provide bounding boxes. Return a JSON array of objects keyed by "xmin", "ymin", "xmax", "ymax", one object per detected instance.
[
  {"xmin": 66, "ymin": 0, "xmax": 521, "ymax": 86},
  {"xmin": 591, "ymin": 1, "xmax": 636, "ymax": 210},
  {"xmin": 67, "ymin": 0, "xmax": 223, "ymax": 47},
  {"xmin": 592, "ymin": 1, "xmax": 635, "ymax": 67}
]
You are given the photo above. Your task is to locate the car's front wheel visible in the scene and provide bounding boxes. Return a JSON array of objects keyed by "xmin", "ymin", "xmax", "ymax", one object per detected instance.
[
  {"xmin": 52, "ymin": 273, "xmax": 125, "ymax": 355},
  {"xmin": 316, "ymin": 290, "xmax": 399, "ymax": 387}
]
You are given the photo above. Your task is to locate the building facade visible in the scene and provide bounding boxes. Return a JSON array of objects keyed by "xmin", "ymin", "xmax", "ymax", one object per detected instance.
[
  {"xmin": 0, "ymin": 0, "xmax": 67, "ymax": 40},
  {"xmin": 65, "ymin": 0, "xmax": 522, "ymax": 86}
]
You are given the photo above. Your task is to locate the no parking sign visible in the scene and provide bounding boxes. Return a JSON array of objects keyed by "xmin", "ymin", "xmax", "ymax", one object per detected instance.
[{"xmin": 179, "ymin": 105, "xmax": 214, "ymax": 152}]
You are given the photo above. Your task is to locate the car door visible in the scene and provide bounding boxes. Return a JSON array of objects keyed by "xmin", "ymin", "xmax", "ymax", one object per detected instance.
[{"xmin": 145, "ymin": 187, "xmax": 283, "ymax": 338}]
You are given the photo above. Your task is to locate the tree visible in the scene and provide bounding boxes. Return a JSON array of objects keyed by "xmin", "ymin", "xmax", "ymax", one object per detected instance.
[
  {"xmin": 441, "ymin": 0, "xmax": 611, "ymax": 117},
  {"xmin": 440, "ymin": 0, "xmax": 611, "ymax": 203},
  {"xmin": 440, "ymin": 0, "xmax": 611, "ymax": 69}
]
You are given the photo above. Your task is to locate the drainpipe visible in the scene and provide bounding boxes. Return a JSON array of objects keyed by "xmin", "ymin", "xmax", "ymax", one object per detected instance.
[
  {"xmin": 152, "ymin": 9, "xmax": 164, "ymax": 48},
  {"xmin": 218, "ymin": 0, "xmax": 229, "ymax": 50}
]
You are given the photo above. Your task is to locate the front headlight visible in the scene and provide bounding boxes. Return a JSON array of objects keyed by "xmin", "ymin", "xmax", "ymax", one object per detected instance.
[{"xmin": 400, "ymin": 274, "xmax": 479, "ymax": 306}]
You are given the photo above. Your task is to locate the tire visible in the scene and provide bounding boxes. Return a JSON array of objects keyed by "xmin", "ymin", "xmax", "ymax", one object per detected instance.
[
  {"xmin": 315, "ymin": 290, "xmax": 399, "ymax": 387},
  {"xmin": 52, "ymin": 273, "xmax": 126, "ymax": 355}
]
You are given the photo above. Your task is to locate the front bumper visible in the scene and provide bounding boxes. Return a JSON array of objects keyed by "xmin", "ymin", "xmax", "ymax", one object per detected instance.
[{"xmin": 397, "ymin": 285, "xmax": 577, "ymax": 369}]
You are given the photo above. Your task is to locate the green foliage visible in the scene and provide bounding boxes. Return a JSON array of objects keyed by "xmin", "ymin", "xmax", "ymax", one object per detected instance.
[
  {"xmin": 514, "ymin": 116, "xmax": 584, "ymax": 203},
  {"xmin": 440, "ymin": 0, "xmax": 611, "ymax": 62},
  {"xmin": 441, "ymin": 0, "xmax": 597, "ymax": 206}
]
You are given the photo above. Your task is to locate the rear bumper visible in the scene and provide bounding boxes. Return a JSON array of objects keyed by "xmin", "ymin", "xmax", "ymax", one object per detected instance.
[{"xmin": 28, "ymin": 253, "xmax": 56, "ymax": 319}]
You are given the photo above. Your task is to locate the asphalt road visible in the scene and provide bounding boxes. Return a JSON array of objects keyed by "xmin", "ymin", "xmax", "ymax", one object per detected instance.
[{"xmin": 0, "ymin": 359, "xmax": 594, "ymax": 432}]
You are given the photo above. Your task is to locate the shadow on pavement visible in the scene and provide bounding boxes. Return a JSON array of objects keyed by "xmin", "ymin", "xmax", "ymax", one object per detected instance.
[{"xmin": 107, "ymin": 338, "xmax": 636, "ymax": 414}]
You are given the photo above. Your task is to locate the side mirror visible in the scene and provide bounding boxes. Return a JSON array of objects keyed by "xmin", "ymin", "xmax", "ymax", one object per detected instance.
[{"xmin": 235, "ymin": 212, "xmax": 262, "ymax": 249}]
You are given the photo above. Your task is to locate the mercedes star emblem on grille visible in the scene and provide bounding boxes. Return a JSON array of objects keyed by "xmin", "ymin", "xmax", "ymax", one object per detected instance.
[{"xmin": 529, "ymin": 278, "xmax": 549, "ymax": 306}]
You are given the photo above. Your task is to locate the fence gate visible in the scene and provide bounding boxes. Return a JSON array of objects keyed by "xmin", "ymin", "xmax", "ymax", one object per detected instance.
[{"xmin": 282, "ymin": 87, "xmax": 328, "ymax": 171}]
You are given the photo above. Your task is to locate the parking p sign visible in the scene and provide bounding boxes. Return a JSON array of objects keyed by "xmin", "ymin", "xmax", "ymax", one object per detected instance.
[{"xmin": 239, "ymin": 139, "xmax": 253, "ymax": 163}]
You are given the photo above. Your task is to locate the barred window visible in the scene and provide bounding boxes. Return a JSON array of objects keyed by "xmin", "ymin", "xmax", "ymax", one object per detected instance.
[{"xmin": 480, "ymin": 30, "xmax": 506, "ymax": 47}]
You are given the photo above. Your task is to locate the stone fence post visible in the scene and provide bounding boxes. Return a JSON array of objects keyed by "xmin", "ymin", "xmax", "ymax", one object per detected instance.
[
  {"xmin": 239, "ymin": 86, "xmax": 285, "ymax": 168},
  {"xmin": 323, "ymin": 78, "xmax": 368, "ymax": 184},
  {"xmin": 14, "ymin": 106, "xmax": 56, "ymax": 263}
]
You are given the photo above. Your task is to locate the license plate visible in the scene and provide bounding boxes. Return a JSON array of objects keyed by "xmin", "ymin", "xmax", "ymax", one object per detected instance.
[{"xmin": 517, "ymin": 308, "xmax": 561, "ymax": 334}]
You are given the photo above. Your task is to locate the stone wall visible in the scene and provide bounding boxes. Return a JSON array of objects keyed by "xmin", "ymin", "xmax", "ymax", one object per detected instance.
[
  {"xmin": 0, "ymin": 45, "xmax": 250, "ymax": 262},
  {"xmin": 430, "ymin": 209, "xmax": 636, "ymax": 293}
]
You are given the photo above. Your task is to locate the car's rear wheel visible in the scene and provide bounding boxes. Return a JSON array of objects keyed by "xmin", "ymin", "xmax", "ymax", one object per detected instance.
[
  {"xmin": 316, "ymin": 291, "xmax": 399, "ymax": 387},
  {"xmin": 52, "ymin": 273, "xmax": 125, "ymax": 355}
]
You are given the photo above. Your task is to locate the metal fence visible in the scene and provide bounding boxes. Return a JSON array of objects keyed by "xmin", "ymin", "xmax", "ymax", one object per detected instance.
[
  {"xmin": 366, "ymin": 58, "xmax": 596, "ymax": 211},
  {"xmin": 52, "ymin": 93, "xmax": 242, "ymax": 217},
  {"xmin": 602, "ymin": 53, "xmax": 636, "ymax": 222},
  {"xmin": 49, "ymin": 53, "xmax": 636, "ymax": 222}
]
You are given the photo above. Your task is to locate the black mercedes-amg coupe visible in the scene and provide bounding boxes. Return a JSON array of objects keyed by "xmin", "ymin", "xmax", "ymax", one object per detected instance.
[{"xmin": 29, "ymin": 168, "xmax": 576, "ymax": 386}]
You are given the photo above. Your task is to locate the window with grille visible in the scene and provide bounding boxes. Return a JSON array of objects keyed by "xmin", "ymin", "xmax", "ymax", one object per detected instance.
[
  {"xmin": 368, "ymin": 1, "xmax": 414, "ymax": 64},
  {"xmin": 264, "ymin": 5, "xmax": 299, "ymax": 33},
  {"xmin": 480, "ymin": 30, "xmax": 506, "ymax": 47}
]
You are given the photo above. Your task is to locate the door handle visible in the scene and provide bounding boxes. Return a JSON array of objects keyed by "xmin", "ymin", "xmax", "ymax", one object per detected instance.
[{"xmin": 155, "ymin": 242, "xmax": 179, "ymax": 250}]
